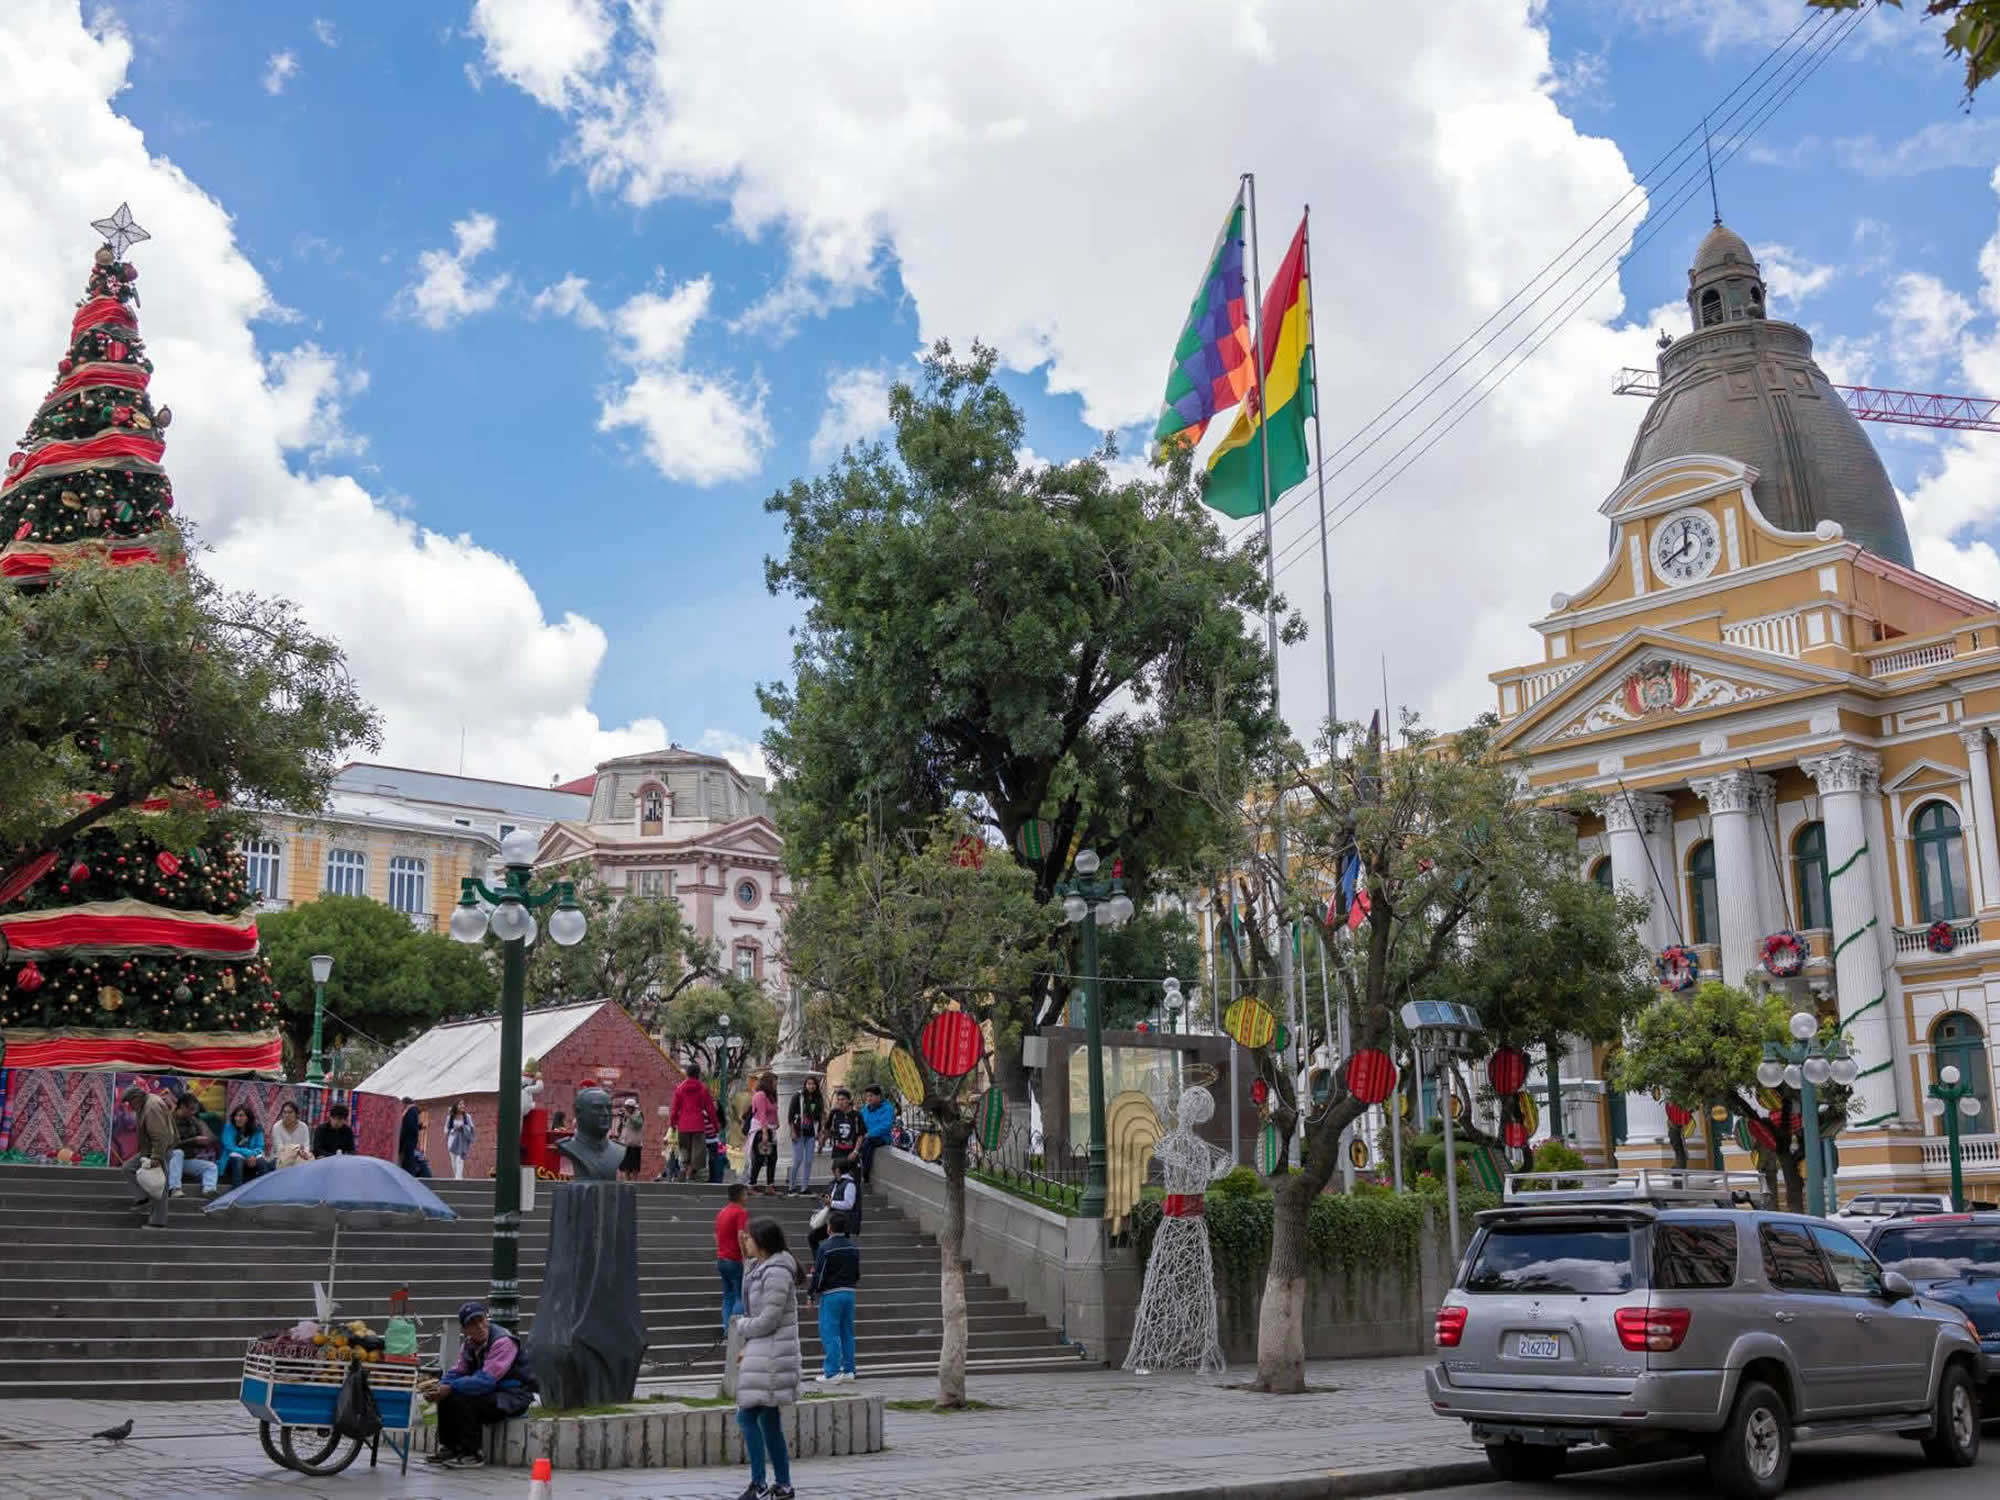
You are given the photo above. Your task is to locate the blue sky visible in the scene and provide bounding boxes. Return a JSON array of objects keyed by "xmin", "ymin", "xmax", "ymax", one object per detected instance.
[{"xmin": 27, "ymin": 0, "xmax": 2000, "ymax": 782}]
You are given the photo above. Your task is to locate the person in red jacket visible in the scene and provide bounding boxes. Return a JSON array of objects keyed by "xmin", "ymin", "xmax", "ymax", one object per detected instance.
[
  {"xmin": 670, "ymin": 1064, "xmax": 718, "ymax": 1180},
  {"xmin": 714, "ymin": 1182, "xmax": 750, "ymax": 1332}
]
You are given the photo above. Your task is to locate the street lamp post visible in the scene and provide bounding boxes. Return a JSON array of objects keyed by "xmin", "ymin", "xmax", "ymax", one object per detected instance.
[
  {"xmin": 305, "ymin": 954, "xmax": 334, "ymax": 1084},
  {"xmin": 1928, "ymin": 1064, "xmax": 1984, "ymax": 1211},
  {"xmin": 1056, "ymin": 849, "xmax": 1135, "ymax": 1221},
  {"xmin": 1755, "ymin": 1009, "xmax": 1860, "ymax": 1218},
  {"xmin": 448, "ymin": 830, "xmax": 588, "ymax": 1329},
  {"xmin": 1162, "ymin": 976, "xmax": 1183, "ymax": 1034},
  {"xmin": 706, "ymin": 1014, "xmax": 746, "ymax": 1139}
]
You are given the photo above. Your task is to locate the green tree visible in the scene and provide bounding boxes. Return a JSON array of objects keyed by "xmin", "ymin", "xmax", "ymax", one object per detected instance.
[
  {"xmin": 758, "ymin": 341, "xmax": 1284, "ymax": 1010},
  {"xmin": 258, "ymin": 895, "xmax": 496, "ymax": 1078},
  {"xmin": 783, "ymin": 819, "xmax": 1049, "ymax": 1408},
  {"xmin": 657, "ymin": 985, "xmax": 780, "ymax": 1120},
  {"xmin": 1613, "ymin": 980, "xmax": 1853, "ymax": 1210},
  {"xmin": 1191, "ymin": 712, "xmax": 1638, "ymax": 1392},
  {"xmin": 1094, "ymin": 907, "xmax": 1205, "ymax": 1029},
  {"xmin": 1812, "ymin": 1, "xmax": 2000, "ymax": 99},
  {"xmin": 522, "ymin": 862, "xmax": 760, "ymax": 1027}
]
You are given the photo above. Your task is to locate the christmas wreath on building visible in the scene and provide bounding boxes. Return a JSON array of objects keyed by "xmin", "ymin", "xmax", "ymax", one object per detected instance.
[
  {"xmin": 1656, "ymin": 944, "xmax": 1698, "ymax": 992},
  {"xmin": 1927, "ymin": 919, "xmax": 1958, "ymax": 955},
  {"xmin": 1761, "ymin": 930, "xmax": 1806, "ymax": 978}
]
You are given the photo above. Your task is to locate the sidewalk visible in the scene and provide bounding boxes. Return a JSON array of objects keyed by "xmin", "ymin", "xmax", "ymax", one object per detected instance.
[{"xmin": 0, "ymin": 1356, "xmax": 1487, "ymax": 1500}]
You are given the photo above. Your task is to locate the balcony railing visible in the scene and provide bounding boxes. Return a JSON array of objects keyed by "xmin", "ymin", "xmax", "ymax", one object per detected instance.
[
  {"xmin": 1518, "ymin": 661, "xmax": 1585, "ymax": 711},
  {"xmin": 1868, "ymin": 640, "xmax": 1956, "ymax": 677},
  {"xmin": 1893, "ymin": 918, "xmax": 1981, "ymax": 956},
  {"xmin": 1722, "ymin": 609, "xmax": 1802, "ymax": 659},
  {"xmin": 1918, "ymin": 1133, "xmax": 2000, "ymax": 1173}
]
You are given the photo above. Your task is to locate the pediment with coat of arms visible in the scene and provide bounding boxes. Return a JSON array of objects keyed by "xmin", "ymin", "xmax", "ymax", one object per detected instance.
[{"xmin": 1556, "ymin": 659, "xmax": 1772, "ymax": 740}]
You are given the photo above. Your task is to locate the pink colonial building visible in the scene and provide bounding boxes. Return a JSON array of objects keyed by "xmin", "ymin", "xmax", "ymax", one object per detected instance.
[{"xmin": 535, "ymin": 748, "xmax": 792, "ymax": 997}]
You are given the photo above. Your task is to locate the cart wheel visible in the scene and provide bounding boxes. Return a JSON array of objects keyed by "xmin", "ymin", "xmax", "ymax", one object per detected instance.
[
  {"xmin": 257, "ymin": 1422, "xmax": 297, "ymax": 1471},
  {"xmin": 280, "ymin": 1424, "xmax": 363, "ymax": 1475}
]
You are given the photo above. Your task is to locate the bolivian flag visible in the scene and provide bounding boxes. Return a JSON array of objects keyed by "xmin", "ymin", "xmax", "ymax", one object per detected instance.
[{"xmin": 1204, "ymin": 216, "xmax": 1312, "ymax": 519}]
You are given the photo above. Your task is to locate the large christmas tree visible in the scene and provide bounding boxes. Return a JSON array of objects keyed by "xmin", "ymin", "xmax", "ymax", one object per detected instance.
[{"xmin": 0, "ymin": 206, "xmax": 281, "ymax": 1046}]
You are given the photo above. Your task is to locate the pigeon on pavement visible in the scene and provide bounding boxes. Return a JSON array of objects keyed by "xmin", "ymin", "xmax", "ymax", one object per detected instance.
[{"xmin": 91, "ymin": 1420, "xmax": 133, "ymax": 1442}]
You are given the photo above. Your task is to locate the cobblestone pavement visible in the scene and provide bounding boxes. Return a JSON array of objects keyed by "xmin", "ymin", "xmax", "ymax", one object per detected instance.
[{"xmin": 0, "ymin": 1357, "xmax": 1477, "ymax": 1500}]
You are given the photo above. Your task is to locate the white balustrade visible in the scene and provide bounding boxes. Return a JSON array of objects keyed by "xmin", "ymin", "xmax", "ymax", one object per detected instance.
[
  {"xmin": 1870, "ymin": 641, "xmax": 1956, "ymax": 676},
  {"xmin": 1722, "ymin": 610, "xmax": 1801, "ymax": 659},
  {"xmin": 1518, "ymin": 661, "xmax": 1585, "ymax": 709},
  {"xmin": 1893, "ymin": 918, "xmax": 1981, "ymax": 955},
  {"xmin": 1918, "ymin": 1133, "xmax": 2000, "ymax": 1171}
]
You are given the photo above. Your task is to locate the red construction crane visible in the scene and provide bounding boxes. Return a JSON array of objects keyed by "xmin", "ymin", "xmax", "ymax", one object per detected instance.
[{"xmin": 1613, "ymin": 368, "xmax": 2000, "ymax": 434}]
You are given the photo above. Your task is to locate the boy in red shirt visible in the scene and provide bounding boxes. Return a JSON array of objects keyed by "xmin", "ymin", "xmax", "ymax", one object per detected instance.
[{"xmin": 714, "ymin": 1183, "xmax": 749, "ymax": 1332}]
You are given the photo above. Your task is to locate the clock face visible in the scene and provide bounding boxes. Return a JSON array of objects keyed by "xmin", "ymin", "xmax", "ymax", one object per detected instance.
[{"xmin": 1650, "ymin": 509, "xmax": 1720, "ymax": 585}]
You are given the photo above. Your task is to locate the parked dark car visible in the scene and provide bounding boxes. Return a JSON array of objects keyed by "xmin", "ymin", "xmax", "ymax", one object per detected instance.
[{"xmin": 1861, "ymin": 1212, "xmax": 2000, "ymax": 1394}]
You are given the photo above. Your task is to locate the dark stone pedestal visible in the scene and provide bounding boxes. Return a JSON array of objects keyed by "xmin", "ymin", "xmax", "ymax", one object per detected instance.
[{"xmin": 531, "ymin": 1182, "xmax": 644, "ymax": 1409}]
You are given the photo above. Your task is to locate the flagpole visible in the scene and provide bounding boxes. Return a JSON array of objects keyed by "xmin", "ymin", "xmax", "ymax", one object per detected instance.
[
  {"xmin": 1303, "ymin": 205, "xmax": 1338, "ymax": 745},
  {"xmin": 1243, "ymin": 172, "xmax": 1298, "ymax": 1153}
]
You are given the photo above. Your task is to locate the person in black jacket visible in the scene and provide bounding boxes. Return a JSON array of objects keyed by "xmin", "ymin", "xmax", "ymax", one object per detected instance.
[
  {"xmin": 786, "ymin": 1076, "xmax": 825, "ymax": 1195},
  {"xmin": 823, "ymin": 1088, "xmax": 863, "ymax": 1180},
  {"xmin": 312, "ymin": 1102, "xmax": 357, "ymax": 1157},
  {"xmin": 809, "ymin": 1213, "xmax": 861, "ymax": 1383}
]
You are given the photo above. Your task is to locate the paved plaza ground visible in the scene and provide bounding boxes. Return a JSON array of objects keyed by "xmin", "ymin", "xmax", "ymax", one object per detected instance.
[{"xmin": 0, "ymin": 1355, "xmax": 1483, "ymax": 1500}]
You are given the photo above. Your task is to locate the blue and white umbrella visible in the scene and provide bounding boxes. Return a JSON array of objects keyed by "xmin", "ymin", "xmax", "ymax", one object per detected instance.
[{"xmin": 207, "ymin": 1154, "xmax": 458, "ymax": 1314}]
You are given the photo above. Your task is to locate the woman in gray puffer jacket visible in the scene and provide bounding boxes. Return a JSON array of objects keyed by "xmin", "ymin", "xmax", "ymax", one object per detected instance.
[{"xmin": 733, "ymin": 1218, "xmax": 802, "ymax": 1500}]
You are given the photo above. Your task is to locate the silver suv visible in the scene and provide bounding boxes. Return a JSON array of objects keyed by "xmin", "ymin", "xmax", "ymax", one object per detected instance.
[{"xmin": 1424, "ymin": 1170, "xmax": 1983, "ymax": 1498}]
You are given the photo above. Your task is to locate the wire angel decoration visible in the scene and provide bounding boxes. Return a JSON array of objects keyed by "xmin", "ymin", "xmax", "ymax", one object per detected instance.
[{"xmin": 1123, "ymin": 1083, "xmax": 1232, "ymax": 1375}]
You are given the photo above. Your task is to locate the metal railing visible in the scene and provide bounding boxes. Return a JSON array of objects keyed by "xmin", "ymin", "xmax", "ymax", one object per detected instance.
[
  {"xmin": 1868, "ymin": 640, "xmax": 1956, "ymax": 676},
  {"xmin": 1894, "ymin": 918, "xmax": 1981, "ymax": 956},
  {"xmin": 901, "ymin": 1104, "xmax": 1095, "ymax": 1210}
]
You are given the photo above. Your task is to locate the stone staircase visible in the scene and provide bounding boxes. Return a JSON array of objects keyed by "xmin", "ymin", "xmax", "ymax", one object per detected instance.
[{"xmin": 0, "ymin": 1163, "xmax": 1087, "ymax": 1401}]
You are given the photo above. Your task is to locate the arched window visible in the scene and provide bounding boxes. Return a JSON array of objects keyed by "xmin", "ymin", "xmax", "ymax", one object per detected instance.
[
  {"xmin": 1589, "ymin": 857, "xmax": 1613, "ymax": 892},
  {"xmin": 1930, "ymin": 1011, "xmax": 1992, "ymax": 1130},
  {"xmin": 387, "ymin": 855, "xmax": 428, "ymax": 917},
  {"xmin": 324, "ymin": 847, "xmax": 367, "ymax": 898},
  {"xmin": 639, "ymin": 784, "xmax": 666, "ymax": 836},
  {"xmin": 1793, "ymin": 821, "xmax": 1831, "ymax": 931},
  {"xmin": 1688, "ymin": 840, "xmax": 1719, "ymax": 945},
  {"xmin": 241, "ymin": 838, "xmax": 283, "ymax": 905},
  {"xmin": 1913, "ymin": 801, "xmax": 1970, "ymax": 922},
  {"xmin": 1699, "ymin": 288, "xmax": 1723, "ymax": 327}
]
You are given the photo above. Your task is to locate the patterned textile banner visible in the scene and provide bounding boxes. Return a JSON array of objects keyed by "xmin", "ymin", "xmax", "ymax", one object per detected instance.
[
  {"xmin": 2, "ymin": 1027, "xmax": 281, "ymax": 1077},
  {"xmin": 0, "ymin": 1065, "xmax": 398, "ymax": 1167}
]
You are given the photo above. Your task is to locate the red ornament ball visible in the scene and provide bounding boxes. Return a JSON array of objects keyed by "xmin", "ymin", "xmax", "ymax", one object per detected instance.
[
  {"xmin": 1487, "ymin": 1046, "xmax": 1529, "ymax": 1097},
  {"xmin": 1503, "ymin": 1120, "xmax": 1529, "ymax": 1149},
  {"xmin": 154, "ymin": 850, "xmax": 181, "ymax": 877},
  {"xmin": 13, "ymin": 522, "xmax": 30, "ymax": 541},
  {"xmin": 68, "ymin": 862, "xmax": 89, "ymax": 882},
  {"xmin": 15, "ymin": 963, "xmax": 44, "ymax": 993},
  {"xmin": 1345, "ymin": 1048, "xmax": 1399, "ymax": 1106}
]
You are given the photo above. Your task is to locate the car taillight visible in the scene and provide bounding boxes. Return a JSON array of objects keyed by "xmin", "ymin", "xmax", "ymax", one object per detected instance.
[
  {"xmin": 1615, "ymin": 1306, "xmax": 1691, "ymax": 1352},
  {"xmin": 1435, "ymin": 1305, "xmax": 1468, "ymax": 1348}
]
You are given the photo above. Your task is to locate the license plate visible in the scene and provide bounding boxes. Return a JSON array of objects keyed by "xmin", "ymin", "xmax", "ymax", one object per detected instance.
[{"xmin": 1516, "ymin": 1334, "xmax": 1560, "ymax": 1360}]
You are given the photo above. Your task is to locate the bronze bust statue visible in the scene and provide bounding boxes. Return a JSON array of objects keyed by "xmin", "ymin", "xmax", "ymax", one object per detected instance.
[{"xmin": 556, "ymin": 1086, "xmax": 624, "ymax": 1182}]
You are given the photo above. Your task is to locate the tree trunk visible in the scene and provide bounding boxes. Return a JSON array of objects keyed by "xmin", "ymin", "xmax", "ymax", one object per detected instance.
[
  {"xmin": 937, "ymin": 1126, "xmax": 971, "ymax": 1409},
  {"xmin": 1251, "ymin": 1170, "xmax": 1314, "ymax": 1392},
  {"xmin": 1667, "ymin": 1123, "xmax": 1689, "ymax": 1170},
  {"xmin": 1778, "ymin": 1150, "xmax": 1805, "ymax": 1213}
]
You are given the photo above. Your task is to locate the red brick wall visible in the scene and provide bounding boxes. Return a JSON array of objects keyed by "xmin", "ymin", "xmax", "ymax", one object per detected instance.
[{"xmin": 408, "ymin": 1004, "xmax": 684, "ymax": 1181}]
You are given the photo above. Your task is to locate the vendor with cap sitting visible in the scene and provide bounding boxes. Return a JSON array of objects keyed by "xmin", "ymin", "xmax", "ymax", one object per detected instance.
[{"xmin": 418, "ymin": 1301, "xmax": 536, "ymax": 1469}]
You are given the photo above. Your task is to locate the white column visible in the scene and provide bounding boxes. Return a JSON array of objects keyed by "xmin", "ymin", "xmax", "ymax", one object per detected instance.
[
  {"xmin": 1750, "ymin": 780, "xmax": 1788, "ymax": 945},
  {"xmin": 1960, "ymin": 728, "xmax": 2000, "ymax": 910},
  {"xmin": 1603, "ymin": 790, "xmax": 1675, "ymax": 1144},
  {"xmin": 1801, "ymin": 749, "xmax": 1902, "ymax": 1127},
  {"xmin": 1691, "ymin": 771, "xmax": 1774, "ymax": 987},
  {"xmin": 1862, "ymin": 780, "xmax": 1916, "ymax": 1126}
]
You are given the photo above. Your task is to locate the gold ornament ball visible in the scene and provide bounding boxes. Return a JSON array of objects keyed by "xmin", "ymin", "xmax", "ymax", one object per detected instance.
[
  {"xmin": 97, "ymin": 985, "xmax": 124, "ymax": 1012},
  {"xmin": 94, "ymin": 246, "xmax": 114, "ymax": 266}
]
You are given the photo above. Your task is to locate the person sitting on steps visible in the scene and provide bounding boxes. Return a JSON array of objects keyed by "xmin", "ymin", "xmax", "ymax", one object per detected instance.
[
  {"xmin": 419, "ymin": 1301, "xmax": 536, "ymax": 1470},
  {"xmin": 167, "ymin": 1092, "xmax": 220, "ymax": 1198},
  {"xmin": 857, "ymin": 1085, "xmax": 897, "ymax": 1185}
]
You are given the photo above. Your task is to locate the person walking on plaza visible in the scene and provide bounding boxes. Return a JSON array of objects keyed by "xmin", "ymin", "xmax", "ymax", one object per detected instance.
[
  {"xmin": 445, "ymin": 1101, "xmax": 476, "ymax": 1180},
  {"xmin": 397, "ymin": 1097, "xmax": 431, "ymax": 1177},
  {"xmin": 311, "ymin": 1101, "xmax": 357, "ymax": 1157},
  {"xmin": 786, "ymin": 1075, "xmax": 824, "ymax": 1195},
  {"xmin": 615, "ymin": 1096, "xmax": 646, "ymax": 1182},
  {"xmin": 167, "ymin": 1092, "xmax": 220, "ymax": 1197},
  {"xmin": 221, "ymin": 1104, "xmax": 268, "ymax": 1190},
  {"xmin": 733, "ymin": 1218, "xmax": 803, "ymax": 1500},
  {"xmin": 420, "ymin": 1301, "xmax": 537, "ymax": 1470},
  {"xmin": 670, "ymin": 1064, "xmax": 718, "ymax": 1179},
  {"xmin": 715, "ymin": 1182, "xmax": 750, "ymax": 1333},
  {"xmin": 746, "ymin": 1073, "xmax": 780, "ymax": 1194},
  {"xmin": 858, "ymin": 1084, "xmax": 897, "ymax": 1185},
  {"xmin": 809, "ymin": 1212, "xmax": 861, "ymax": 1385},
  {"xmin": 823, "ymin": 1087, "xmax": 862, "ymax": 1181},
  {"xmin": 120, "ymin": 1084, "xmax": 176, "ymax": 1228},
  {"xmin": 269, "ymin": 1100, "xmax": 313, "ymax": 1168}
]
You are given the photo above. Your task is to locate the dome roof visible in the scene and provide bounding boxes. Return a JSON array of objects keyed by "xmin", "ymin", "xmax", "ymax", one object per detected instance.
[{"xmin": 1620, "ymin": 223, "xmax": 1913, "ymax": 569}]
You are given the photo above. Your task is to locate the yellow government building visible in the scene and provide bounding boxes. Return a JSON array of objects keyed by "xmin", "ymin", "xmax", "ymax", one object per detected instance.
[{"xmin": 1494, "ymin": 220, "xmax": 1996, "ymax": 1196}]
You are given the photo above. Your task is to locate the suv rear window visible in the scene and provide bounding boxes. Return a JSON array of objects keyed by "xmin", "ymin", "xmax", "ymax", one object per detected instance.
[
  {"xmin": 1871, "ymin": 1224, "xmax": 2000, "ymax": 1279},
  {"xmin": 1653, "ymin": 1221, "xmax": 1737, "ymax": 1289},
  {"xmin": 1464, "ymin": 1224, "xmax": 1634, "ymax": 1294}
]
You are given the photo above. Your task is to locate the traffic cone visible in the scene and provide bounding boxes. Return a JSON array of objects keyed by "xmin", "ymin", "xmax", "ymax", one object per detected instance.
[{"xmin": 527, "ymin": 1456, "xmax": 553, "ymax": 1497}]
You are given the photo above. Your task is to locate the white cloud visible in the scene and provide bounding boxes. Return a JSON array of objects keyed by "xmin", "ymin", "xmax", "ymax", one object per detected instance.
[
  {"xmin": 312, "ymin": 18, "xmax": 336, "ymax": 48},
  {"xmin": 1750, "ymin": 242, "xmax": 1834, "ymax": 307},
  {"xmin": 1878, "ymin": 271, "xmax": 1976, "ymax": 384},
  {"xmin": 694, "ymin": 729, "xmax": 770, "ymax": 782},
  {"xmin": 809, "ymin": 366, "xmax": 893, "ymax": 462},
  {"xmin": 396, "ymin": 210, "xmax": 511, "ymax": 330},
  {"xmin": 598, "ymin": 365, "xmax": 769, "ymax": 486},
  {"xmin": 614, "ymin": 279, "xmax": 710, "ymax": 365},
  {"xmin": 0, "ymin": 2, "xmax": 680, "ymax": 785},
  {"xmin": 473, "ymin": 0, "xmax": 1664, "ymax": 735},
  {"xmin": 262, "ymin": 50, "xmax": 298, "ymax": 95},
  {"xmin": 467, "ymin": 0, "xmax": 612, "ymax": 109},
  {"xmin": 529, "ymin": 271, "xmax": 607, "ymax": 329}
]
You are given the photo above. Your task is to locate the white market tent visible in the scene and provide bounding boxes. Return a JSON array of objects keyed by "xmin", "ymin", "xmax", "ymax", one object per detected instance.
[{"xmin": 356, "ymin": 1000, "xmax": 608, "ymax": 1101}]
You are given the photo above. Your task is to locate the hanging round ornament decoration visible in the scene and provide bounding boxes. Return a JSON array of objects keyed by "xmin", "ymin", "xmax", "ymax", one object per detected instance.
[
  {"xmin": 1503, "ymin": 1119, "xmax": 1528, "ymax": 1149},
  {"xmin": 1272, "ymin": 1022, "xmax": 1291, "ymax": 1056},
  {"xmin": 1487, "ymin": 1046, "xmax": 1529, "ymax": 1096},
  {"xmin": 1516, "ymin": 1092, "xmax": 1540, "ymax": 1136},
  {"xmin": 1447, "ymin": 1094, "xmax": 1464, "ymax": 1120},
  {"xmin": 1250, "ymin": 1077, "xmax": 1269, "ymax": 1109},
  {"xmin": 915, "ymin": 1130, "xmax": 944, "ymax": 1164},
  {"xmin": 1348, "ymin": 1136, "xmax": 1369, "ymax": 1169},
  {"xmin": 977, "ymin": 1086, "xmax": 1006, "ymax": 1151},
  {"xmin": 1656, "ymin": 945, "xmax": 1698, "ymax": 992},
  {"xmin": 15, "ymin": 961, "xmax": 43, "ymax": 992},
  {"xmin": 1344, "ymin": 1048, "xmax": 1398, "ymax": 1106},
  {"xmin": 1015, "ymin": 818, "xmax": 1054, "ymax": 863},
  {"xmin": 1760, "ymin": 929, "xmax": 1806, "ymax": 978},
  {"xmin": 919, "ymin": 1010, "xmax": 984, "ymax": 1079},
  {"xmin": 1257, "ymin": 1123, "xmax": 1285, "ymax": 1175},
  {"xmin": 888, "ymin": 1047, "xmax": 926, "ymax": 1107},
  {"xmin": 1223, "ymin": 997, "xmax": 1278, "ymax": 1050}
]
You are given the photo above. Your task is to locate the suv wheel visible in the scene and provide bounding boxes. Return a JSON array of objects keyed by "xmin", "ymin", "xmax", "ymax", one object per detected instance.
[
  {"xmin": 1921, "ymin": 1362, "xmax": 1980, "ymax": 1468},
  {"xmin": 1483, "ymin": 1441, "xmax": 1566, "ymax": 1483},
  {"xmin": 1705, "ymin": 1379, "xmax": 1790, "ymax": 1500}
]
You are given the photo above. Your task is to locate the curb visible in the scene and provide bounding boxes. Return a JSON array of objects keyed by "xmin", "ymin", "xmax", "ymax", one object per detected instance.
[{"xmin": 1117, "ymin": 1443, "xmax": 1641, "ymax": 1499}]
